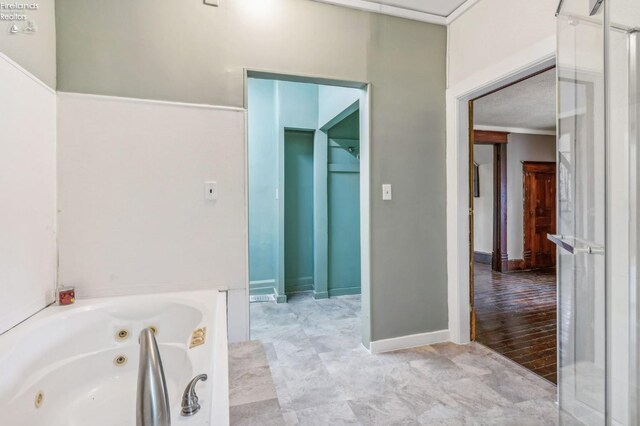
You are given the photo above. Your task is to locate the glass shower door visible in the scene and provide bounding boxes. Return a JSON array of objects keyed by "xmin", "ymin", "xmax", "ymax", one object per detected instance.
[
  {"xmin": 556, "ymin": 0, "xmax": 607, "ymax": 424},
  {"xmin": 557, "ymin": 0, "xmax": 640, "ymax": 424}
]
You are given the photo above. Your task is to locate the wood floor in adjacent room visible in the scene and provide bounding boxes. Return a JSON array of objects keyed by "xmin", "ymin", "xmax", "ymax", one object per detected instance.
[{"xmin": 474, "ymin": 262, "xmax": 558, "ymax": 384}]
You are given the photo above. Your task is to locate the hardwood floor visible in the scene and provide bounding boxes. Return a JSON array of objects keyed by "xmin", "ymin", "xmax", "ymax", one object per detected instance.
[{"xmin": 474, "ymin": 262, "xmax": 558, "ymax": 384}]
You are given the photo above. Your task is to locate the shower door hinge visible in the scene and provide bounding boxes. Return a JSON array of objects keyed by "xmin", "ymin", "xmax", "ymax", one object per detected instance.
[{"xmin": 589, "ymin": 0, "xmax": 604, "ymax": 16}]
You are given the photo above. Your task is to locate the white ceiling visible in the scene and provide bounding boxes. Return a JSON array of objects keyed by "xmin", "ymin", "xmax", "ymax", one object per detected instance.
[
  {"xmin": 367, "ymin": 0, "xmax": 470, "ymax": 17},
  {"xmin": 312, "ymin": 0, "xmax": 476, "ymax": 24},
  {"xmin": 474, "ymin": 69, "xmax": 556, "ymax": 134}
]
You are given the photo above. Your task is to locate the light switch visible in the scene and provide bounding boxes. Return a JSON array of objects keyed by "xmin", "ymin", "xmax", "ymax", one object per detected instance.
[
  {"xmin": 382, "ymin": 184, "xmax": 392, "ymax": 201},
  {"xmin": 204, "ymin": 181, "xmax": 217, "ymax": 201}
]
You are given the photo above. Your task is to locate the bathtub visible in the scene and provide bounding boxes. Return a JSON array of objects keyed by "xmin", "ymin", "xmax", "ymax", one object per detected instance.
[{"xmin": 0, "ymin": 289, "xmax": 229, "ymax": 426}]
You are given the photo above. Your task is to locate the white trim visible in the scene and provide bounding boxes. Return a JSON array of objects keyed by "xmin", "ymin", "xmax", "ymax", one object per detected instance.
[
  {"xmin": 311, "ymin": 0, "xmax": 447, "ymax": 25},
  {"xmin": 311, "ymin": 0, "xmax": 481, "ymax": 26},
  {"xmin": 473, "ymin": 125, "xmax": 556, "ymax": 136},
  {"xmin": 56, "ymin": 91, "xmax": 246, "ymax": 112},
  {"xmin": 75, "ymin": 283, "xmax": 229, "ymax": 299},
  {"xmin": 0, "ymin": 51, "xmax": 55, "ymax": 94},
  {"xmin": 446, "ymin": 35, "xmax": 556, "ymax": 344},
  {"xmin": 368, "ymin": 329, "xmax": 450, "ymax": 354},
  {"xmin": 446, "ymin": 0, "xmax": 482, "ymax": 24}
]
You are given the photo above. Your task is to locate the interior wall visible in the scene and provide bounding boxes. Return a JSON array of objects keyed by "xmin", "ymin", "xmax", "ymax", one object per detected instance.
[
  {"xmin": 318, "ymin": 85, "xmax": 361, "ymax": 128},
  {"xmin": 0, "ymin": 55, "xmax": 57, "ymax": 333},
  {"xmin": 56, "ymin": 0, "xmax": 448, "ymax": 345},
  {"xmin": 55, "ymin": 0, "xmax": 368, "ymax": 107},
  {"xmin": 248, "ymin": 79, "xmax": 278, "ymax": 293},
  {"xmin": 447, "ymin": 0, "xmax": 557, "ymax": 89},
  {"xmin": 0, "ymin": 0, "xmax": 56, "ymax": 88},
  {"xmin": 506, "ymin": 134, "xmax": 556, "ymax": 259},
  {"xmin": 472, "ymin": 145, "xmax": 493, "ymax": 254},
  {"xmin": 56, "ymin": 93, "xmax": 247, "ymax": 341},
  {"xmin": 368, "ymin": 14, "xmax": 448, "ymax": 340},
  {"xmin": 327, "ymin": 111, "xmax": 361, "ymax": 295},
  {"xmin": 248, "ymin": 79, "xmax": 319, "ymax": 298},
  {"xmin": 284, "ymin": 130, "xmax": 316, "ymax": 293},
  {"xmin": 472, "ymin": 135, "xmax": 556, "ymax": 262}
]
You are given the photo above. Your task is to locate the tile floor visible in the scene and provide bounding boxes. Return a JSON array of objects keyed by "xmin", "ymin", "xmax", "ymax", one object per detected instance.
[
  {"xmin": 474, "ymin": 262, "xmax": 557, "ymax": 383},
  {"xmin": 229, "ymin": 292, "xmax": 559, "ymax": 425}
]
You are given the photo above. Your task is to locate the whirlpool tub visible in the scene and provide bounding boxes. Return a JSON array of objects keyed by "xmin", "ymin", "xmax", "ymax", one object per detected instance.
[{"xmin": 0, "ymin": 290, "xmax": 229, "ymax": 426}]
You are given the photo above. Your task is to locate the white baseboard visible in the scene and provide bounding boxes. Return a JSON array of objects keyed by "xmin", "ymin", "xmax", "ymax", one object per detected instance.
[{"xmin": 369, "ymin": 329, "xmax": 450, "ymax": 354}]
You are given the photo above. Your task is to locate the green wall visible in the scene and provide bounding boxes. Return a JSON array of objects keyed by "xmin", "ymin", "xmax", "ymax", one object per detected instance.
[
  {"xmin": 247, "ymin": 79, "xmax": 278, "ymax": 295},
  {"xmin": 248, "ymin": 79, "xmax": 319, "ymax": 300},
  {"xmin": 284, "ymin": 131, "xmax": 315, "ymax": 293},
  {"xmin": 56, "ymin": 0, "xmax": 448, "ymax": 346},
  {"xmin": 327, "ymin": 111, "xmax": 361, "ymax": 296}
]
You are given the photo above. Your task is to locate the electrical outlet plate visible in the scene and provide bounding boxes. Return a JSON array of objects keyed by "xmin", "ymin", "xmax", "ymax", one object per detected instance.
[{"xmin": 203, "ymin": 0, "xmax": 219, "ymax": 6}]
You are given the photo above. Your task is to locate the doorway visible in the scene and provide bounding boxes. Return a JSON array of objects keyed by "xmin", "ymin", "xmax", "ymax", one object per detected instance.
[
  {"xmin": 245, "ymin": 71, "xmax": 371, "ymax": 357},
  {"xmin": 522, "ymin": 161, "xmax": 556, "ymax": 270},
  {"xmin": 284, "ymin": 130, "xmax": 315, "ymax": 294},
  {"xmin": 469, "ymin": 67, "xmax": 559, "ymax": 383}
]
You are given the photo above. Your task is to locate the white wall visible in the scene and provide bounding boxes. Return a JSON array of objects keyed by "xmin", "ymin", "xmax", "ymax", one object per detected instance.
[
  {"xmin": 472, "ymin": 145, "xmax": 493, "ymax": 254},
  {"xmin": 506, "ymin": 134, "xmax": 556, "ymax": 259},
  {"xmin": 447, "ymin": 0, "xmax": 557, "ymax": 89},
  {"xmin": 473, "ymin": 135, "xmax": 556, "ymax": 261},
  {"xmin": 0, "ymin": 54, "xmax": 57, "ymax": 333},
  {"xmin": 57, "ymin": 93, "xmax": 248, "ymax": 341}
]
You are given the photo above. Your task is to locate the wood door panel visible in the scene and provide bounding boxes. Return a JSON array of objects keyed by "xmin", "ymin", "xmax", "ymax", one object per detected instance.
[{"xmin": 523, "ymin": 162, "xmax": 556, "ymax": 269}]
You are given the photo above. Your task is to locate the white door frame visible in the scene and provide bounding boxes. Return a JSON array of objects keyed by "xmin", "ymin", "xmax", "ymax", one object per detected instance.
[{"xmin": 446, "ymin": 37, "xmax": 557, "ymax": 344}]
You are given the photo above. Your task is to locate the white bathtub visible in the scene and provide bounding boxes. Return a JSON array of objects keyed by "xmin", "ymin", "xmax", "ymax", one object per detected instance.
[{"xmin": 0, "ymin": 290, "xmax": 229, "ymax": 426}]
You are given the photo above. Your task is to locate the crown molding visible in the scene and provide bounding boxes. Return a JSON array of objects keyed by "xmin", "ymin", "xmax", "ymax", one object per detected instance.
[
  {"xmin": 311, "ymin": 0, "xmax": 481, "ymax": 25},
  {"xmin": 474, "ymin": 124, "xmax": 556, "ymax": 136}
]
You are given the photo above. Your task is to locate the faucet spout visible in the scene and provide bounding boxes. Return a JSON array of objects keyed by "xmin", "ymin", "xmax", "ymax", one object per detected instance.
[
  {"xmin": 181, "ymin": 374, "xmax": 208, "ymax": 416},
  {"xmin": 137, "ymin": 328, "xmax": 171, "ymax": 426}
]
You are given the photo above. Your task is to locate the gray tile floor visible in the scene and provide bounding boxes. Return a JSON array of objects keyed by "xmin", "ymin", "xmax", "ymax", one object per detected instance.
[{"xmin": 230, "ymin": 292, "xmax": 559, "ymax": 425}]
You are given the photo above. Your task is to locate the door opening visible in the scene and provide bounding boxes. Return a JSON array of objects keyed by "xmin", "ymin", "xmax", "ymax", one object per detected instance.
[
  {"xmin": 469, "ymin": 67, "xmax": 559, "ymax": 384},
  {"xmin": 244, "ymin": 71, "xmax": 371, "ymax": 351}
]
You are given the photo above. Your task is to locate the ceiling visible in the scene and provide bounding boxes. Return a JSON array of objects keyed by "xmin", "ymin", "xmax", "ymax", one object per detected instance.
[
  {"xmin": 312, "ymin": 0, "xmax": 475, "ymax": 24},
  {"xmin": 474, "ymin": 69, "xmax": 556, "ymax": 134},
  {"xmin": 367, "ymin": 0, "xmax": 470, "ymax": 17}
]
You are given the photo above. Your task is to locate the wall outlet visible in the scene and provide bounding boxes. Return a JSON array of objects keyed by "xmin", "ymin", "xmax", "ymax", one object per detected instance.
[
  {"xmin": 204, "ymin": 181, "xmax": 218, "ymax": 201},
  {"xmin": 382, "ymin": 184, "xmax": 392, "ymax": 201}
]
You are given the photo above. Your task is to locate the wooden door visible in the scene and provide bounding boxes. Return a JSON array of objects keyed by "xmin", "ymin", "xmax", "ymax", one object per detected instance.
[{"xmin": 523, "ymin": 162, "xmax": 556, "ymax": 269}]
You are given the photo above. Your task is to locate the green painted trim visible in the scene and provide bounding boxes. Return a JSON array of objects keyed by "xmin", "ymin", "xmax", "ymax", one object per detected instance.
[
  {"xmin": 319, "ymin": 99, "xmax": 359, "ymax": 131},
  {"xmin": 313, "ymin": 290, "xmax": 329, "ymax": 299},
  {"xmin": 274, "ymin": 287, "xmax": 287, "ymax": 304},
  {"xmin": 328, "ymin": 164, "xmax": 360, "ymax": 173},
  {"xmin": 313, "ymin": 131, "xmax": 329, "ymax": 299},
  {"xmin": 249, "ymin": 287, "xmax": 275, "ymax": 296},
  {"xmin": 328, "ymin": 286, "xmax": 361, "ymax": 297},
  {"xmin": 249, "ymin": 279, "xmax": 276, "ymax": 296},
  {"xmin": 286, "ymin": 284, "xmax": 314, "ymax": 293},
  {"xmin": 249, "ymin": 279, "xmax": 276, "ymax": 288},
  {"xmin": 285, "ymin": 276, "xmax": 314, "ymax": 294},
  {"xmin": 329, "ymin": 138, "xmax": 358, "ymax": 147}
]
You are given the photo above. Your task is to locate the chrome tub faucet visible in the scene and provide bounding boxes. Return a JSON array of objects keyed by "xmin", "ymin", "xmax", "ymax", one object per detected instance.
[{"xmin": 181, "ymin": 374, "xmax": 208, "ymax": 416}]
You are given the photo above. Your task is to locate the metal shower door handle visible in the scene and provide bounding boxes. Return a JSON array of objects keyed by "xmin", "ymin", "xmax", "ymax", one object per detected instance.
[{"xmin": 547, "ymin": 234, "xmax": 605, "ymax": 255}]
